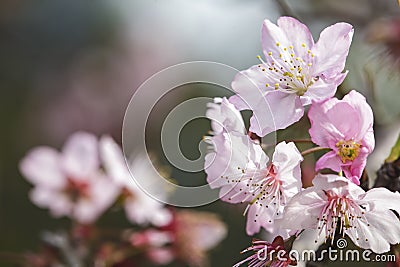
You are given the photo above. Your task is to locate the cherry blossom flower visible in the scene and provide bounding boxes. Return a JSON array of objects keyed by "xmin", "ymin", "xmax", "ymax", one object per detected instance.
[
  {"xmin": 164, "ymin": 210, "xmax": 227, "ymax": 267},
  {"xmin": 233, "ymin": 236, "xmax": 295, "ymax": 267},
  {"xmin": 205, "ymin": 133, "xmax": 303, "ymax": 235},
  {"xmin": 129, "ymin": 210, "xmax": 226, "ymax": 266},
  {"xmin": 99, "ymin": 136, "xmax": 172, "ymax": 227},
  {"xmin": 19, "ymin": 132, "xmax": 119, "ymax": 224},
  {"xmin": 229, "ymin": 16, "xmax": 353, "ymax": 136},
  {"xmin": 308, "ymin": 90, "xmax": 375, "ymax": 184},
  {"xmin": 281, "ymin": 174, "xmax": 400, "ymax": 254},
  {"xmin": 130, "ymin": 229, "xmax": 175, "ymax": 265}
]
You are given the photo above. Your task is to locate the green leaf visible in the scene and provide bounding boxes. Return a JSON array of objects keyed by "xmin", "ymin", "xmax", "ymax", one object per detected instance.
[{"xmin": 386, "ymin": 134, "xmax": 400, "ymax": 163}]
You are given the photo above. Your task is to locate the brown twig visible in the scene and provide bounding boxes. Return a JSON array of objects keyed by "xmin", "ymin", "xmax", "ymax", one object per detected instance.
[{"xmin": 301, "ymin": 147, "xmax": 330, "ymax": 157}]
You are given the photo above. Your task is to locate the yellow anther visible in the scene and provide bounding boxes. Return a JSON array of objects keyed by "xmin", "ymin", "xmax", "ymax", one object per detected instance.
[
  {"xmin": 336, "ymin": 140, "xmax": 361, "ymax": 163},
  {"xmin": 308, "ymin": 63, "xmax": 312, "ymax": 66},
  {"xmin": 311, "ymin": 54, "xmax": 315, "ymax": 58},
  {"xmin": 276, "ymin": 42, "xmax": 280, "ymax": 46},
  {"xmin": 279, "ymin": 53, "xmax": 283, "ymax": 58},
  {"xmin": 289, "ymin": 45, "xmax": 294, "ymax": 49},
  {"xmin": 265, "ymin": 83, "xmax": 269, "ymax": 87},
  {"xmin": 283, "ymin": 47, "xmax": 287, "ymax": 51},
  {"xmin": 274, "ymin": 83, "xmax": 279, "ymax": 89},
  {"xmin": 301, "ymin": 43, "xmax": 306, "ymax": 48},
  {"xmin": 295, "ymin": 57, "xmax": 300, "ymax": 61},
  {"xmin": 298, "ymin": 67, "xmax": 303, "ymax": 72},
  {"xmin": 268, "ymin": 52, "xmax": 272, "ymax": 56},
  {"xmin": 290, "ymin": 67, "xmax": 295, "ymax": 71},
  {"xmin": 257, "ymin": 55, "xmax": 262, "ymax": 59},
  {"xmin": 290, "ymin": 54, "xmax": 294, "ymax": 57},
  {"xmin": 307, "ymin": 50, "xmax": 311, "ymax": 54},
  {"xmin": 283, "ymin": 72, "xmax": 294, "ymax": 77}
]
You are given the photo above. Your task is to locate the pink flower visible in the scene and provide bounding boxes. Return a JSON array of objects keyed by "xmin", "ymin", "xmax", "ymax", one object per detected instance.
[
  {"xmin": 99, "ymin": 136, "xmax": 172, "ymax": 227},
  {"xmin": 308, "ymin": 90, "xmax": 374, "ymax": 184},
  {"xmin": 19, "ymin": 132, "xmax": 119, "ymax": 224},
  {"xmin": 167, "ymin": 210, "xmax": 227, "ymax": 267},
  {"xmin": 281, "ymin": 174, "xmax": 400, "ymax": 253},
  {"xmin": 233, "ymin": 236, "xmax": 295, "ymax": 267},
  {"xmin": 205, "ymin": 132, "xmax": 303, "ymax": 235},
  {"xmin": 229, "ymin": 16, "xmax": 353, "ymax": 136}
]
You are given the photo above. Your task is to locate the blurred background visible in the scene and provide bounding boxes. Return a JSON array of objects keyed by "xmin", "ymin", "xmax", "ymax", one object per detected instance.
[{"xmin": 1, "ymin": 0, "xmax": 400, "ymax": 266}]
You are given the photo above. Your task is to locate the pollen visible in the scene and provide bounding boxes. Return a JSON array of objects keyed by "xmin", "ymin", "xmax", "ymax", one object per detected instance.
[
  {"xmin": 276, "ymin": 42, "xmax": 280, "ymax": 46},
  {"xmin": 301, "ymin": 43, "xmax": 306, "ymax": 48},
  {"xmin": 336, "ymin": 140, "xmax": 361, "ymax": 163}
]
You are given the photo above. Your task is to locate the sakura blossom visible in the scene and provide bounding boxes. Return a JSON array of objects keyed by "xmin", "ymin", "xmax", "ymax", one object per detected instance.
[
  {"xmin": 19, "ymin": 132, "xmax": 119, "ymax": 224},
  {"xmin": 229, "ymin": 16, "xmax": 353, "ymax": 136},
  {"xmin": 205, "ymin": 128, "xmax": 303, "ymax": 235},
  {"xmin": 99, "ymin": 136, "xmax": 173, "ymax": 227},
  {"xmin": 308, "ymin": 90, "xmax": 375, "ymax": 184},
  {"xmin": 281, "ymin": 174, "xmax": 400, "ymax": 254}
]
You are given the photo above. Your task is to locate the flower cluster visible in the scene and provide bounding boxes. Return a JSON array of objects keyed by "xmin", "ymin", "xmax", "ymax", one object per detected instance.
[
  {"xmin": 204, "ymin": 16, "xmax": 400, "ymax": 266},
  {"xmin": 19, "ymin": 132, "xmax": 226, "ymax": 266}
]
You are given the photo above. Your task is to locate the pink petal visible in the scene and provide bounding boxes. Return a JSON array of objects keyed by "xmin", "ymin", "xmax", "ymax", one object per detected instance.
[
  {"xmin": 276, "ymin": 17, "xmax": 314, "ymax": 58},
  {"xmin": 20, "ymin": 147, "xmax": 65, "ymax": 188},
  {"xmin": 280, "ymin": 187, "xmax": 326, "ymax": 230},
  {"xmin": 205, "ymin": 134, "xmax": 264, "ymax": 189},
  {"xmin": 315, "ymin": 151, "xmax": 342, "ymax": 172},
  {"xmin": 62, "ymin": 132, "xmax": 99, "ymax": 179},
  {"xmin": 261, "ymin": 19, "xmax": 290, "ymax": 62},
  {"xmin": 341, "ymin": 148, "xmax": 368, "ymax": 181},
  {"xmin": 303, "ymin": 71, "xmax": 347, "ymax": 103},
  {"xmin": 100, "ymin": 135, "xmax": 130, "ymax": 186},
  {"xmin": 308, "ymin": 99, "xmax": 359, "ymax": 148},
  {"xmin": 343, "ymin": 90, "xmax": 375, "ymax": 150},
  {"xmin": 272, "ymin": 142, "xmax": 303, "ymax": 196},
  {"xmin": 246, "ymin": 203, "xmax": 275, "ymax": 235},
  {"xmin": 312, "ymin": 22, "xmax": 354, "ymax": 77},
  {"xmin": 30, "ymin": 187, "xmax": 71, "ymax": 217},
  {"xmin": 206, "ymin": 97, "xmax": 245, "ymax": 134},
  {"xmin": 249, "ymin": 91, "xmax": 304, "ymax": 136},
  {"xmin": 230, "ymin": 65, "xmax": 270, "ymax": 111}
]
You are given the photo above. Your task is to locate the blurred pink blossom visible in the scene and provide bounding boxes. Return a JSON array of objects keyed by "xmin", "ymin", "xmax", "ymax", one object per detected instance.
[
  {"xmin": 100, "ymin": 136, "xmax": 172, "ymax": 227},
  {"xmin": 20, "ymin": 132, "xmax": 119, "ymax": 224}
]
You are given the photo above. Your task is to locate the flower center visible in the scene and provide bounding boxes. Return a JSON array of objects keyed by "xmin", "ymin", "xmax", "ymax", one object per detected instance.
[
  {"xmin": 65, "ymin": 178, "xmax": 90, "ymax": 201},
  {"xmin": 316, "ymin": 191, "xmax": 370, "ymax": 244},
  {"xmin": 257, "ymin": 42, "xmax": 316, "ymax": 96},
  {"xmin": 336, "ymin": 140, "xmax": 361, "ymax": 163}
]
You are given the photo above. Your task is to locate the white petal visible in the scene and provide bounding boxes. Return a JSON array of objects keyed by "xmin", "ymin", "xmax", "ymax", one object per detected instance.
[
  {"xmin": 99, "ymin": 135, "xmax": 130, "ymax": 186},
  {"xmin": 206, "ymin": 97, "xmax": 245, "ymax": 134},
  {"xmin": 20, "ymin": 147, "xmax": 65, "ymax": 188},
  {"xmin": 272, "ymin": 141, "xmax": 303, "ymax": 196},
  {"xmin": 249, "ymin": 91, "xmax": 304, "ymax": 136},
  {"xmin": 362, "ymin": 187, "xmax": 400, "ymax": 214},
  {"xmin": 281, "ymin": 187, "xmax": 327, "ymax": 230},
  {"xmin": 347, "ymin": 209, "xmax": 400, "ymax": 254},
  {"xmin": 62, "ymin": 132, "xmax": 99, "ymax": 179}
]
